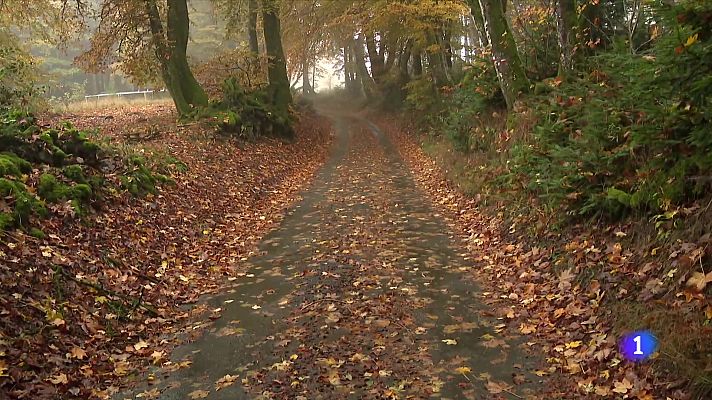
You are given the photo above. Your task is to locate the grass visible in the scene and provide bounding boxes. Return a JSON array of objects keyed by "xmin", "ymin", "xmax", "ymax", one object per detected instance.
[{"xmin": 52, "ymin": 95, "xmax": 173, "ymax": 113}]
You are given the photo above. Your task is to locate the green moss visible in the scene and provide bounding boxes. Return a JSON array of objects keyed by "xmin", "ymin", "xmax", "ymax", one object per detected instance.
[
  {"xmin": 0, "ymin": 152, "xmax": 31, "ymax": 177},
  {"xmin": 0, "ymin": 178, "xmax": 46, "ymax": 228},
  {"xmin": 37, "ymin": 174, "xmax": 59, "ymax": 201},
  {"xmin": 38, "ymin": 173, "xmax": 92, "ymax": 203},
  {"xmin": 0, "ymin": 213, "xmax": 13, "ymax": 230},
  {"xmin": 63, "ymin": 165, "xmax": 86, "ymax": 183},
  {"xmin": 51, "ymin": 146, "xmax": 68, "ymax": 165},
  {"xmin": 29, "ymin": 227, "xmax": 45, "ymax": 239},
  {"xmin": 39, "ymin": 132, "xmax": 54, "ymax": 145}
]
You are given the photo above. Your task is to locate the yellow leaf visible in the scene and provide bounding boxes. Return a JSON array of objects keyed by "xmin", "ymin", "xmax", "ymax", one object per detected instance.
[
  {"xmin": 612, "ymin": 378, "xmax": 633, "ymax": 394},
  {"xmin": 565, "ymin": 341, "xmax": 582, "ymax": 349},
  {"xmin": 69, "ymin": 346, "xmax": 87, "ymax": 360},
  {"xmin": 134, "ymin": 340, "xmax": 149, "ymax": 351},
  {"xmin": 686, "ymin": 271, "xmax": 712, "ymax": 291},
  {"xmin": 151, "ymin": 351, "xmax": 164, "ymax": 364},
  {"xmin": 685, "ymin": 33, "xmax": 699, "ymax": 48},
  {"xmin": 441, "ymin": 339, "xmax": 457, "ymax": 345},
  {"xmin": 455, "ymin": 366, "xmax": 471, "ymax": 375}
]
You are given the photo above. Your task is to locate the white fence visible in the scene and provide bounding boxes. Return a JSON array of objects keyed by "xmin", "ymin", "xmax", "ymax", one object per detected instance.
[{"xmin": 83, "ymin": 89, "xmax": 167, "ymax": 104}]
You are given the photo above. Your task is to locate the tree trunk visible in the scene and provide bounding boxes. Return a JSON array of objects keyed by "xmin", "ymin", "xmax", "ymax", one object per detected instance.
[
  {"xmin": 442, "ymin": 25, "xmax": 453, "ymax": 69},
  {"xmin": 352, "ymin": 33, "xmax": 378, "ymax": 100},
  {"xmin": 556, "ymin": 0, "xmax": 577, "ymax": 77},
  {"xmin": 466, "ymin": 0, "xmax": 489, "ymax": 48},
  {"xmin": 248, "ymin": 0, "xmax": 259, "ymax": 54},
  {"xmin": 478, "ymin": 0, "xmax": 529, "ymax": 109},
  {"xmin": 167, "ymin": 0, "xmax": 208, "ymax": 107},
  {"xmin": 146, "ymin": 0, "xmax": 207, "ymax": 116},
  {"xmin": 302, "ymin": 57, "xmax": 313, "ymax": 94},
  {"xmin": 146, "ymin": 0, "xmax": 190, "ymax": 115},
  {"xmin": 262, "ymin": 0, "xmax": 293, "ymax": 136},
  {"xmin": 365, "ymin": 33, "xmax": 385, "ymax": 83},
  {"xmin": 425, "ymin": 30, "xmax": 449, "ymax": 86},
  {"xmin": 412, "ymin": 50, "xmax": 423, "ymax": 77}
]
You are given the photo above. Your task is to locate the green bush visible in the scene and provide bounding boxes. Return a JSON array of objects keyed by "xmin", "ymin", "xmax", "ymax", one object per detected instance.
[
  {"xmin": 505, "ymin": 2, "xmax": 712, "ymax": 218},
  {"xmin": 215, "ymin": 77, "xmax": 289, "ymax": 138},
  {"xmin": 439, "ymin": 58, "xmax": 505, "ymax": 152}
]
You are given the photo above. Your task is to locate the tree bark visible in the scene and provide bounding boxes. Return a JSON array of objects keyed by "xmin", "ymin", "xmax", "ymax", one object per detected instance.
[
  {"xmin": 167, "ymin": 0, "xmax": 208, "ymax": 107},
  {"xmin": 145, "ymin": 0, "xmax": 207, "ymax": 116},
  {"xmin": 302, "ymin": 57, "xmax": 313, "ymax": 94},
  {"xmin": 352, "ymin": 33, "xmax": 378, "ymax": 100},
  {"xmin": 425, "ymin": 30, "xmax": 449, "ymax": 86},
  {"xmin": 478, "ymin": 0, "xmax": 530, "ymax": 109},
  {"xmin": 248, "ymin": 0, "xmax": 259, "ymax": 54},
  {"xmin": 262, "ymin": 0, "xmax": 293, "ymax": 136},
  {"xmin": 412, "ymin": 50, "xmax": 423, "ymax": 77},
  {"xmin": 365, "ymin": 33, "xmax": 385, "ymax": 83},
  {"xmin": 556, "ymin": 0, "xmax": 577, "ymax": 77},
  {"xmin": 466, "ymin": 0, "xmax": 489, "ymax": 48}
]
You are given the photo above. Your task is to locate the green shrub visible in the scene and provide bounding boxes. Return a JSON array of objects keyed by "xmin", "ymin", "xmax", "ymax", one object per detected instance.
[{"xmin": 503, "ymin": 1, "xmax": 712, "ymax": 219}]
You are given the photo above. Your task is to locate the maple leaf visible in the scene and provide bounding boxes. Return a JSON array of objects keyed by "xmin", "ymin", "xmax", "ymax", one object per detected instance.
[
  {"xmin": 150, "ymin": 350, "xmax": 164, "ymax": 364},
  {"xmin": 69, "ymin": 346, "xmax": 87, "ymax": 360},
  {"xmin": 134, "ymin": 340, "xmax": 149, "ymax": 351},
  {"xmin": 519, "ymin": 323, "xmax": 536, "ymax": 334},
  {"xmin": 558, "ymin": 269, "xmax": 575, "ymax": 291},
  {"xmin": 612, "ymin": 378, "xmax": 633, "ymax": 394},
  {"xmin": 684, "ymin": 33, "xmax": 699, "ymax": 48}
]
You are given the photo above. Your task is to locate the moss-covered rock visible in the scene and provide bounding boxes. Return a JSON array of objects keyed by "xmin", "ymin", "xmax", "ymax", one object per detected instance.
[
  {"xmin": 63, "ymin": 164, "xmax": 86, "ymax": 183},
  {"xmin": 0, "ymin": 177, "xmax": 46, "ymax": 228},
  {"xmin": 38, "ymin": 173, "xmax": 92, "ymax": 203},
  {"xmin": 0, "ymin": 152, "xmax": 32, "ymax": 176}
]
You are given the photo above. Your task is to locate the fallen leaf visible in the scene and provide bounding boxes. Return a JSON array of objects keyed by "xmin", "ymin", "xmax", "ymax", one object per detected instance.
[
  {"xmin": 134, "ymin": 340, "xmax": 149, "ymax": 351},
  {"xmin": 49, "ymin": 373, "xmax": 68, "ymax": 385},
  {"xmin": 215, "ymin": 374, "xmax": 239, "ymax": 390},
  {"xmin": 69, "ymin": 346, "xmax": 87, "ymax": 360},
  {"xmin": 188, "ymin": 390, "xmax": 210, "ymax": 399}
]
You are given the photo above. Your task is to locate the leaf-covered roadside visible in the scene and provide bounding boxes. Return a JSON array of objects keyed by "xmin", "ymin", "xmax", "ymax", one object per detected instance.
[
  {"xmin": 382, "ymin": 117, "xmax": 712, "ymax": 399},
  {"xmin": 0, "ymin": 104, "xmax": 331, "ymax": 399}
]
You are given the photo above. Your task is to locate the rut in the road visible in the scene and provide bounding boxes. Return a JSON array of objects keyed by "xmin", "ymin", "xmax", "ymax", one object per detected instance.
[{"xmin": 118, "ymin": 116, "xmax": 540, "ymax": 400}]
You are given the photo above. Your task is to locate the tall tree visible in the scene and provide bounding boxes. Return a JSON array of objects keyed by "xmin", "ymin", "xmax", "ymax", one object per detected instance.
[
  {"xmin": 146, "ymin": 0, "xmax": 208, "ymax": 116},
  {"xmin": 476, "ymin": 0, "xmax": 530, "ymax": 108},
  {"xmin": 262, "ymin": 0, "xmax": 293, "ymax": 135},
  {"xmin": 556, "ymin": 0, "xmax": 578, "ymax": 76},
  {"xmin": 248, "ymin": 0, "xmax": 260, "ymax": 54}
]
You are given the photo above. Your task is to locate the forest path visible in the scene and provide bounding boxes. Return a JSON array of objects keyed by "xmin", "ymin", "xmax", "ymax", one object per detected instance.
[{"xmin": 119, "ymin": 107, "xmax": 539, "ymax": 400}]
